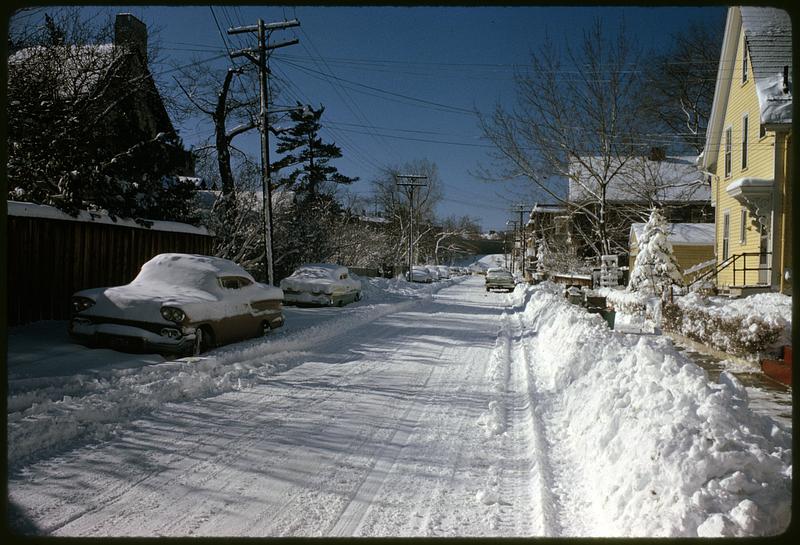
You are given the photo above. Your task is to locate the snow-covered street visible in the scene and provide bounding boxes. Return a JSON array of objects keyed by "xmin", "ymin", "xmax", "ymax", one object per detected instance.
[{"xmin": 7, "ymin": 274, "xmax": 792, "ymax": 537}]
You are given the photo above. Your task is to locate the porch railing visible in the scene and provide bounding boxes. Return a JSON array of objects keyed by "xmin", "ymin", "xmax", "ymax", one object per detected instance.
[{"xmin": 687, "ymin": 252, "xmax": 772, "ymax": 289}]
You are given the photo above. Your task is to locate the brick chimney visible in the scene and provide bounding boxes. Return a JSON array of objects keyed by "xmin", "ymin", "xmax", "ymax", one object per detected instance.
[{"xmin": 114, "ymin": 13, "xmax": 147, "ymax": 63}]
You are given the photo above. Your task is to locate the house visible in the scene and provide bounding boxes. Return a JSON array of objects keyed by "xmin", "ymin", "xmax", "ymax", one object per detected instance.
[
  {"xmin": 525, "ymin": 203, "xmax": 572, "ymax": 273},
  {"xmin": 566, "ymin": 152, "xmax": 713, "ymax": 262},
  {"xmin": 8, "ymin": 13, "xmax": 195, "ymax": 179},
  {"xmin": 698, "ymin": 6, "xmax": 792, "ymax": 296},
  {"xmin": 629, "ymin": 223, "xmax": 715, "ymax": 284}
]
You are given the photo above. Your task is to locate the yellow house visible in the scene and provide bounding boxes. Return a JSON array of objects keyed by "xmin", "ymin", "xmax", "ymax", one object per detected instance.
[
  {"xmin": 629, "ymin": 223, "xmax": 716, "ymax": 284},
  {"xmin": 699, "ymin": 6, "xmax": 792, "ymax": 295}
]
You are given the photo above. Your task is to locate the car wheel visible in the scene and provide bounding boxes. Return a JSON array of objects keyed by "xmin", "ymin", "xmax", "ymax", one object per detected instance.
[
  {"xmin": 192, "ymin": 326, "xmax": 213, "ymax": 356},
  {"xmin": 355, "ymin": 291, "xmax": 362, "ymax": 301},
  {"xmin": 261, "ymin": 321, "xmax": 271, "ymax": 337}
]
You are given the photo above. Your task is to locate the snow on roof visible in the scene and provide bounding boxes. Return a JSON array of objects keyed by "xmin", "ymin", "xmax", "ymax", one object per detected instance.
[
  {"xmin": 741, "ymin": 7, "xmax": 792, "ymax": 125},
  {"xmin": 8, "ymin": 44, "xmax": 121, "ymax": 99},
  {"xmin": 741, "ymin": 7, "xmax": 792, "ymax": 126},
  {"xmin": 7, "ymin": 201, "xmax": 209, "ymax": 236},
  {"xmin": 725, "ymin": 177, "xmax": 773, "ymax": 193},
  {"xmin": 568, "ymin": 156, "xmax": 709, "ymax": 203},
  {"xmin": 630, "ymin": 222, "xmax": 715, "ymax": 246},
  {"xmin": 137, "ymin": 253, "xmax": 252, "ymax": 281}
]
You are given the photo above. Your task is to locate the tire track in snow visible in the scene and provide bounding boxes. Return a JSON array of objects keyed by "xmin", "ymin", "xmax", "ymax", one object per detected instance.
[{"xmin": 327, "ymin": 364, "xmax": 437, "ymax": 537}]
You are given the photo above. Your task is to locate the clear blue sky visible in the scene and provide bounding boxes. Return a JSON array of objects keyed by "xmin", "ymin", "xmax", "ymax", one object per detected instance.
[{"xmin": 11, "ymin": 4, "xmax": 726, "ymax": 233}]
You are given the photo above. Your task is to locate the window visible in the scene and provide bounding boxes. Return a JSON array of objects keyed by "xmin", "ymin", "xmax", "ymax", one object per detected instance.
[
  {"xmin": 740, "ymin": 208, "xmax": 748, "ymax": 243},
  {"xmin": 724, "ymin": 127, "xmax": 732, "ymax": 177},
  {"xmin": 339, "ymin": 273, "xmax": 348, "ymax": 280},
  {"xmin": 742, "ymin": 39, "xmax": 749, "ymax": 83},
  {"xmin": 219, "ymin": 276, "xmax": 252, "ymax": 289},
  {"xmin": 742, "ymin": 114, "xmax": 749, "ymax": 169},
  {"xmin": 722, "ymin": 212, "xmax": 730, "ymax": 260}
]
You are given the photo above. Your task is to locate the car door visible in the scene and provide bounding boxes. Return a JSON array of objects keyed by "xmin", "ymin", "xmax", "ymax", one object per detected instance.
[{"xmin": 215, "ymin": 276, "xmax": 260, "ymax": 341}]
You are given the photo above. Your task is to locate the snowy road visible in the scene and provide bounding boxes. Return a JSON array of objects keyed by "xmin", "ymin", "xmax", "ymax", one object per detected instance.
[
  {"xmin": 7, "ymin": 274, "xmax": 792, "ymax": 537},
  {"xmin": 9, "ymin": 277, "xmax": 559, "ymax": 536}
]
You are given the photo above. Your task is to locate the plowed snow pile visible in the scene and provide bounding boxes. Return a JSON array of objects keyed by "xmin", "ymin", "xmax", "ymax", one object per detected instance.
[{"xmin": 517, "ymin": 283, "xmax": 792, "ymax": 537}]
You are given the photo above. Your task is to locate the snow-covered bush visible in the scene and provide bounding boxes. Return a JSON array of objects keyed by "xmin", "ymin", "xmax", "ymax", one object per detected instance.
[
  {"xmin": 663, "ymin": 301, "xmax": 783, "ymax": 358},
  {"xmin": 628, "ymin": 208, "xmax": 683, "ymax": 295}
]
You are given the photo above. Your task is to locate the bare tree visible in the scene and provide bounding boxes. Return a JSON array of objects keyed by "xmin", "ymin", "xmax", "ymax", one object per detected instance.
[
  {"xmin": 637, "ymin": 20, "xmax": 724, "ymax": 155},
  {"xmin": 479, "ymin": 19, "xmax": 644, "ymax": 258},
  {"xmin": 371, "ymin": 159, "xmax": 444, "ymax": 266}
]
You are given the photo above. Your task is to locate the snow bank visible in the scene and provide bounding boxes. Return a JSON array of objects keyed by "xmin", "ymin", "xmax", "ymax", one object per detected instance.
[{"xmin": 520, "ymin": 286, "xmax": 792, "ymax": 537}]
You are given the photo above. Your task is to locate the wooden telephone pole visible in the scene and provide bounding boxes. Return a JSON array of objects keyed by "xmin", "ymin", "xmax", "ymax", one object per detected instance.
[
  {"xmin": 396, "ymin": 175, "xmax": 428, "ymax": 279},
  {"xmin": 228, "ymin": 18, "xmax": 299, "ymax": 285}
]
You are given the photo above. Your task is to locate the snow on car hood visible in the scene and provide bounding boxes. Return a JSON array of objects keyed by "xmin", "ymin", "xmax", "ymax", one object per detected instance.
[
  {"xmin": 279, "ymin": 264, "xmax": 361, "ymax": 294},
  {"xmin": 76, "ymin": 281, "xmax": 220, "ymax": 323}
]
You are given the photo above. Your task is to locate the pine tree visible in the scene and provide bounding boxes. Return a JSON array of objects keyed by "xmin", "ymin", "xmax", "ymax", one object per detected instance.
[
  {"xmin": 628, "ymin": 208, "xmax": 684, "ymax": 295},
  {"xmin": 271, "ymin": 103, "xmax": 358, "ymax": 199}
]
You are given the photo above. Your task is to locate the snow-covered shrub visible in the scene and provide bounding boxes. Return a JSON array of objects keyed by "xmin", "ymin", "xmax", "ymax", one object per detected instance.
[
  {"xmin": 629, "ymin": 208, "xmax": 684, "ymax": 295},
  {"xmin": 663, "ymin": 302, "xmax": 783, "ymax": 358}
]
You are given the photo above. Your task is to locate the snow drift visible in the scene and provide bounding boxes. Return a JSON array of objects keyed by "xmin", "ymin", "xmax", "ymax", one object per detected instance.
[{"xmin": 518, "ymin": 283, "xmax": 792, "ymax": 537}]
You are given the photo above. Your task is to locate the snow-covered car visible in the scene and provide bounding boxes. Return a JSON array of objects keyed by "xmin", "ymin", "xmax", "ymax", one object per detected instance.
[
  {"xmin": 280, "ymin": 264, "xmax": 362, "ymax": 307},
  {"xmin": 409, "ymin": 266, "xmax": 433, "ymax": 283},
  {"xmin": 424, "ymin": 266, "xmax": 441, "ymax": 281},
  {"xmin": 435, "ymin": 265, "xmax": 451, "ymax": 279},
  {"xmin": 69, "ymin": 253, "xmax": 285, "ymax": 356},
  {"xmin": 485, "ymin": 268, "xmax": 515, "ymax": 292}
]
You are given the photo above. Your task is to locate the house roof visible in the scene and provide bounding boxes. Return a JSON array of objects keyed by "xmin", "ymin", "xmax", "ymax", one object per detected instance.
[
  {"xmin": 741, "ymin": 6, "xmax": 793, "ymax": 125},
  {"xmin": 629, "ymin": 222, "xmax": 715, "ymax": 247},
  {"xmin": 701, "ymin": 6, "xmax": 792, "ymax": 171},
  {"xmin": 568, "ymin": 156, "xmax": 710, "ymax": 203},
  {"xmin": 8, "ymin": 44, "xmax": 122, "ymax": 99}
]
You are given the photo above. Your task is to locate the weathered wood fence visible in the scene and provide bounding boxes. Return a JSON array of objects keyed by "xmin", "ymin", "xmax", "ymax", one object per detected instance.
[{"xmin": 7, "ymin": 203, "xmax": 214, "ymax": 326}]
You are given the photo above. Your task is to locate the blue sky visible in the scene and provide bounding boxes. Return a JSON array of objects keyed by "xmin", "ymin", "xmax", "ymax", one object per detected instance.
[{"xmin": 11, "ymin": 4, "xmax": 726, "ymax": 232}]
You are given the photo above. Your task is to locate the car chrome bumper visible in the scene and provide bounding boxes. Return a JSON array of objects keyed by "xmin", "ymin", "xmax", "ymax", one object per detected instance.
[{"xmin": 69, "ymin": 319, "xmax": 196, "ymax": 355}]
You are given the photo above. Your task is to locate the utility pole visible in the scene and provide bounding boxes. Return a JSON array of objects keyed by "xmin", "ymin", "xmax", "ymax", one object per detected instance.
[
  {"xmin": 506, "ymin": 220, "xmax": 518, "ymax": 274},
  {"xmin": 396, "ymin": 174, "xmax": 428, "ymax": 279},
  {"xmin": 229, "ymin": 18, "xmax": 299, "ymax": 285},
  {"xmin": 514, "ymin": 204, "xmax": 529, "ymax": 279}
]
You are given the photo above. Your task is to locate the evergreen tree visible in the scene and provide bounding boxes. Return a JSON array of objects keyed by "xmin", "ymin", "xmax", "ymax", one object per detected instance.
[
  {"xmin": 628, "ymin": 208, "xmax": 684, "ymax": 295},
  {"xmin": 271, "ymin": 103, "xmax": 358, "ymax": 199}
]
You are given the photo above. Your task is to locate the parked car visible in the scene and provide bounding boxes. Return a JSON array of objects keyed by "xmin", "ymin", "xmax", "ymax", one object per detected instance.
[
  {"xmin": 485, "ymin": 268, "xmax": 516, "ymax": 292},
  {"xmin": 409, "ymin": 266, "xmax": 433, "ymax": 283},
  {"xmin": 424, "ymin": 266, "xmax": 441, "ymax": 281},
  {"xmin": 280, "ymin": 263, "xmax": 362, "ymax": 307},
  {"xmin": 435, "ymin": 265, "xmax": 451, "ymax": 279},
  {"xmin": 69, "ymin": 253, "xmax": 284, "ymax": 356}
]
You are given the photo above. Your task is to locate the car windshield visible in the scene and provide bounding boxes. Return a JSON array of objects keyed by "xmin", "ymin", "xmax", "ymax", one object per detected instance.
[
  {"xmin": 488, "ymin": 270, "xmax": 512, "ymax": 278},
  {"xmin": 293, "ymin": 265, "xmax": 342, "ymax": 281}
]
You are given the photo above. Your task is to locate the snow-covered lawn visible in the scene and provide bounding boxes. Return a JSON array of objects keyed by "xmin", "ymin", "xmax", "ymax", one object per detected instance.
[{"xmin": 7, "ymin": 266, "xmax": 792, "ymax": 537}]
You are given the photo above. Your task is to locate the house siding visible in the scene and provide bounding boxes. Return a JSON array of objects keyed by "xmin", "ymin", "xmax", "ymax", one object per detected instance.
[
  {"xmin": 711, "ymin": 24, "xmax": 777, "ymax": 287},
  {"xmin": 628, "ymin": 240, "xmax": 714, "ymax": 284}
]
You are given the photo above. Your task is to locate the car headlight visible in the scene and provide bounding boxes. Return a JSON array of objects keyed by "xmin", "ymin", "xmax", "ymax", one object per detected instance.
[
  {"xmin": 160, "ymin": 306, "xmax": 186, "ymax": 323},
  {"xmin": 71, "ymin": 296, "xmax": 95, "ymax": 313}
]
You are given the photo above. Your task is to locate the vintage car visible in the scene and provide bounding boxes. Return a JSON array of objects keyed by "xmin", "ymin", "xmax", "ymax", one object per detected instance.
[
  {"xmin": 280, "ymin": 264, "xmax": 362, "ymax": 307},
  {"xmin": 409, "ymin": 266, "xmax": 433, "ymax": 283},
  {"xmin": 69, "ymin": 253, "xmax": 284, "ymax": 356},
  {"xmin": 424, "ymin": 265, "xmax": 441, "ymax": 281},
  {"xmin": 485, "ymin": 267, "xmax": 516, "ymax": 292},
  {"xmin": 435, "ymin": 265, "xmax": 451, "ymax": 279}
]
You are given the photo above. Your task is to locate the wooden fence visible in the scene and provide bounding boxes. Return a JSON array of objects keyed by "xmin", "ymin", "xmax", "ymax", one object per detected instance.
[{"xmin": 7, "ymin": 210, "xmax": 214, "ymax": 326}]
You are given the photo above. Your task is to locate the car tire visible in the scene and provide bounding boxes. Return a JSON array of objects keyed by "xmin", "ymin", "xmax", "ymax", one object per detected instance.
[
  {"xmin": 261, "ymin": 321, "xmax": 271, "ymax": 337},
  {"xmin": 355, "ymin": 291, "xmax": 362, "ymax": 301},
  {"xmin": 192, "ymin": 326, "xmax": 213, "ymax": 356}
]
